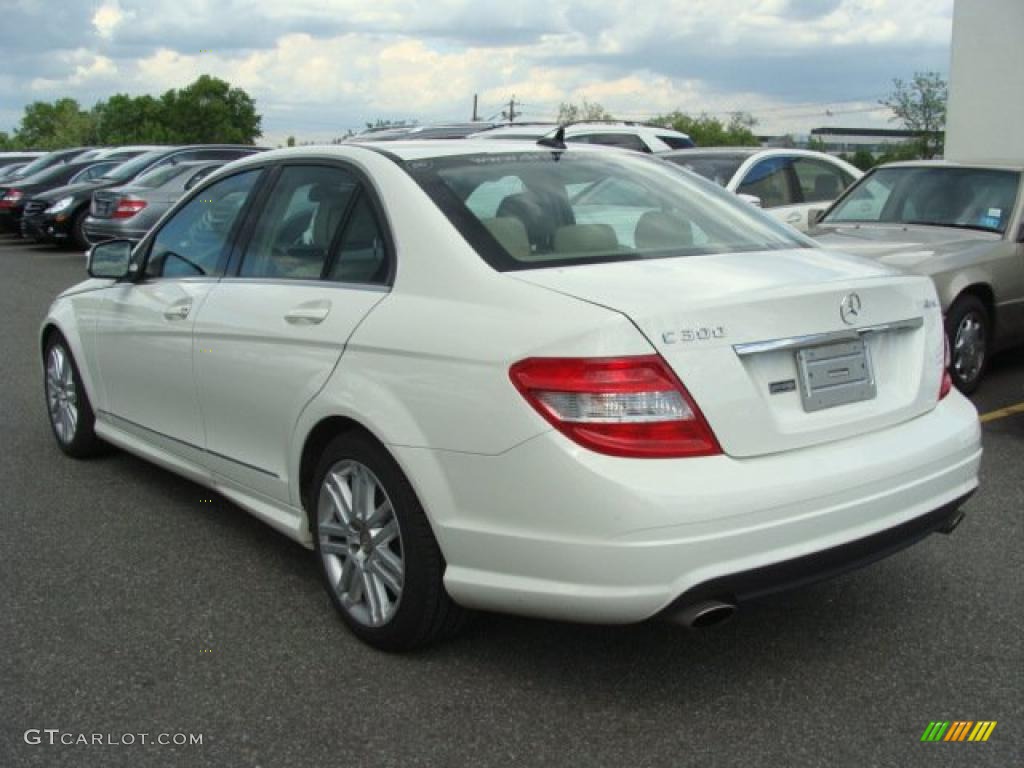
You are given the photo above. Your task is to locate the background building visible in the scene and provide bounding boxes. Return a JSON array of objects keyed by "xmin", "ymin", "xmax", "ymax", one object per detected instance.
[{"xmin": 946, "ymin": 0, "xmax": 1024, "ymax": 162}]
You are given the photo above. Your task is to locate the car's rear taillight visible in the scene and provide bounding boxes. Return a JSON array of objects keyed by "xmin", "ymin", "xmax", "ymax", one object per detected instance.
[
  {"xmin": 509, "ymin": 355, "xmax": 722, "ymax": 458},
  {"xmin": 112, "ymin": 197, "xmax": 147, "ymax": 219},
  {"xmin": 0, "ymin": 188, "xmax": 23, "ymax": 209},
  {"xmin": 939, "ymin": 332, "xmax": 953, "ymax": 400}
]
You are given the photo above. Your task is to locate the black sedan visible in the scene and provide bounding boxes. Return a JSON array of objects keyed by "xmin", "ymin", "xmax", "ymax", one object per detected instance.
[{"xmin": 0, "ymin": 158, "xmax": 120, "ymax": 235}]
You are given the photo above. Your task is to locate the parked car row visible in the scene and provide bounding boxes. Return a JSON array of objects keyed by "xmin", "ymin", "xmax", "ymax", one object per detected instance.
[{"xmin": 0, "ymin": 144, "xmax": 264, "ymax": 248}]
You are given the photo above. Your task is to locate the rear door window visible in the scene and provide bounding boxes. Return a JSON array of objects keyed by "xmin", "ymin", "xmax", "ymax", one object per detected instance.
[
  {"xmin": 793, "ymin": 158, "xmax": 854, "ymax": 203},
  {"xmin": 238, "ymin": 165, "xmax": 358, "ymax": 280}
]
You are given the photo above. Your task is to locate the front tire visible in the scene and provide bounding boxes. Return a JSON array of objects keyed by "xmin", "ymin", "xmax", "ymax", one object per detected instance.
[
  {"xmin": 44, "ymin": 335, "xmax": 104, "ymax": 457},
  {"xmin": 945, "ymin": 295, "xmax": 989, "ymax": 395},
  {"xmin": 310, "ymin": 431, "xmax": 466, "ymax": 651},
  {"xmin": 70, "ymin": 207, "xmax": 91, "ymax": 251}
]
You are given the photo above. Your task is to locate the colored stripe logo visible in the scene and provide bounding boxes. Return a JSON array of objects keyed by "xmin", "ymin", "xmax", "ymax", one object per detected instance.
[{"xmin": 920, "ymin": 721, "xmax": 997, "ymax": 742}]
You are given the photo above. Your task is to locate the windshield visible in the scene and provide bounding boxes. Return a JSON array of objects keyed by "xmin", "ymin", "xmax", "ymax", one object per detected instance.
[
  {"xmin": 662, "ymin": 153, "xmax": 749, "ymax": 187},
  {"xmin": 405, "ymin": 150, "xmax": 810, "ymax": 271},
  {"xmin": 825, "ymin": 166, "xmax": 1021, "ymax": 234},
  {"xmin": 100, "ymin": 151, "xmax": 164, "ymax": 182}
]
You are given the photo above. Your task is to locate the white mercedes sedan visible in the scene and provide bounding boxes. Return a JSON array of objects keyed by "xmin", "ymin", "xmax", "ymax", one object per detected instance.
[{"xmin": 41, "ymin": 141, "xmax": 981, "ymax": 650}]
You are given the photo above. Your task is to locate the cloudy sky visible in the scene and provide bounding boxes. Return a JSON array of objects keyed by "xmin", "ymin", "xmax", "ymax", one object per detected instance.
[{"xmin": 0, "ymin": 0, "xmax": 953, "ymax": 144}]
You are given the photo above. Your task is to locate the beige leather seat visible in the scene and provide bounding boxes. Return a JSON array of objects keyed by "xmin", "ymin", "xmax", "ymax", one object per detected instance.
[
  {"xmin": 634, "ymin": 211, "xmax": 693, "ymax": 250},
  {"xmin": 552, "ymin": 223, "xmax": 618, "ymax": 254},
  {"xmin": 482, "ymin": 217, "xmax": 531, "ymax": 260}
]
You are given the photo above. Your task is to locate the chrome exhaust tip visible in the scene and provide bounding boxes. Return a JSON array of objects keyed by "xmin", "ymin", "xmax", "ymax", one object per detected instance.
[{"xmin": 672, "ymin": 599, "xmax": 737, "ymax": 629}]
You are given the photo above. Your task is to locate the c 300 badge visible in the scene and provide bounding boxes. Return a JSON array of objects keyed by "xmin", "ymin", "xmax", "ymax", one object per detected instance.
[{"xmin": 662, "ymin": 327, "xmax": 726, "ymax": 344}]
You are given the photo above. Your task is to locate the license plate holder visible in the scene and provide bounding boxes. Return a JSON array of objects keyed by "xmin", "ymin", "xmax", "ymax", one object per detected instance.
[{"xmin": 796, "ymin": 338, "xmax": 875, "ymax": 412}]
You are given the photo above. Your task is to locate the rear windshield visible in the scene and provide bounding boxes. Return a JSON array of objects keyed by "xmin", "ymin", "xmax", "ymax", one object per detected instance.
[
  {"xmin": 132, "ymin": 164, "xmax": 192, "ymax": 189},
  {"xmin": 825, "ymin": 166, "xmax": 1021, "ymax": 234},
  {"xmin": 658, "ymin": 135, "xmax": 696, "ymax": 150},
  {"xmin": 99, "ymin": 151, "xmax": 164, "ymax": 182},
  {"xmin": 663, "ymin": 153, "xmax": 749, "ymax": 187},
  {"xmin": 403, "ymin": 150, "xmax": 809, "ymax": 271}
]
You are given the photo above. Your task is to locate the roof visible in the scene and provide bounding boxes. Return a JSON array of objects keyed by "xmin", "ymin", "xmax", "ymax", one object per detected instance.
[
  {"xmin": 230, "ymin": 140, "xmax": 626, "ymax": 167},
  {"xmin": 877, "ymin": 159, "xmax": 1024, "ymax": 171}
]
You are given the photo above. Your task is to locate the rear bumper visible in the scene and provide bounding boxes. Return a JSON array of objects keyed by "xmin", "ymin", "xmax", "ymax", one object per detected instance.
[
  {"xmin": 659, "ymin": 490, "xmax": 971, "ymax": 619},
  {"xmin": 393, "ymin": 391, "xmax": 982, "ymax": 624},
  {"xmin": 83, "ymin": 217, "xmax": 146, "ymax": 243}
]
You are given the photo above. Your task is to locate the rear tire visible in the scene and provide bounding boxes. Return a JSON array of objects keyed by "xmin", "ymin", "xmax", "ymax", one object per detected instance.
[
  {"xmin": 43, "ymin": 334, "xmax": 105, "ymax": 458},
  {"xmin": 945, "ymin": 295, "xmax": 989, "ymax": 395},
  {"xmin": 310, "ymin": 430, "xmax": 466, "ymax": 651}
]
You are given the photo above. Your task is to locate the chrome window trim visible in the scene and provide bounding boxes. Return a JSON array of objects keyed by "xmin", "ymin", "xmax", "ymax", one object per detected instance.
[
  {"xmin": 733, "ymin": 317, "xmax": 924, "ymax": 357},
  {"xmin": 216, "ymin": 277, "xmax": 391, "ymax": 292}
]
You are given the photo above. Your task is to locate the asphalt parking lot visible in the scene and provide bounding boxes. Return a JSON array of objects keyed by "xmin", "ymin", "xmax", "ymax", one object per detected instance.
[{"xmin": 1, "ymin": 234, "xmax": 1021, "ymax": 768}]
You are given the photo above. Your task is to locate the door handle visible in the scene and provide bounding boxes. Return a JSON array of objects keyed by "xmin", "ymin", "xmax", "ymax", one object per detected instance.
[
  {"xmin": 785, "ymin": 212, "xmax": 803, "ymax": 225},
  {"xmin": 284, "ymin": 300, "xmax": 331, "ymax": 325},
  {"xmin": 163, "ymin": 301, "xmax": 192, "ymax": 321}
]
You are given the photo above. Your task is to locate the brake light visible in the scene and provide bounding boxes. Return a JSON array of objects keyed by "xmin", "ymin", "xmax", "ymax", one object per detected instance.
[
  {"xmin": 112, "ymin": 197, "xmax": 147, "ymax": 219},
  {"xmin": 509, "ymin": 355, "xmax": 721, "ymax": 458},
  {"xmin": 0, "ymin": 188, "xmax": 23, "ymax": 209},
  {"xmin": 939, "ymin": 332, "xmax": 953, "ymax": 400}
]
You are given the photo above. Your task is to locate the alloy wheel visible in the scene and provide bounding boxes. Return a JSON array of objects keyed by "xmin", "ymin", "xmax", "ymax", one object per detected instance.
[
  {"xmin": 952, "ymin": 311, "xmax": 986, "ymax": 387},
  {"xmin": 45, "ymin": 345, "xmax": 78, "ymax": 444},
  {"xmin": 317, "ymin": 460, "xmax": 405, "ymax": 627}
]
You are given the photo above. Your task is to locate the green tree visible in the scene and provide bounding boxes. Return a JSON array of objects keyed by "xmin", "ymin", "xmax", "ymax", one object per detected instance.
[
  {"xmin": 850, "ymin": 148, "xmax": 877, "ymax": 171},
  {"xmin": 557, "ymin": 99, "xmax": 613, "ymax": 123},
  {"xmin": 14, "ymin": 98, "xmax": 97, "ymax": 149},
  {"xmin": 93, "ymin": 94, "xmax": 172, "ymax": 145},
  {"xmin": 650, "ymin": 111, "xmax": 758, "ymax": 146},
  {"xmin": 881, "ymin": 71, "xmax": 947, "ymax": 159},
  {"xmin": 286, "ymin": 135, "xmax": 296, "ymax": 147},
  {"xmin": 159, "ymin": 75, "xmax": 261, "ymax": 144}
]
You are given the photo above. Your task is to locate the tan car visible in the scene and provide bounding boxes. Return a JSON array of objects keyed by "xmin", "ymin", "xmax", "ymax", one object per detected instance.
[{"xmin": 811, "ymin": 160, "xmax": 1024, "ymax": 393}]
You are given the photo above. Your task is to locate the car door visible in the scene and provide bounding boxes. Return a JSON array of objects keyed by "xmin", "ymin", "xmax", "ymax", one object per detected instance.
[
  {"xmin": 735, "ymin": 157, "xmax": 801, "ymax": 227},
  {"xmin": 192, "ymin": 163, "xmax": 391, "ymax": 502},
  {"xmin": 93, "ymin": 168, "xmax": 263, "ymax": 467}
]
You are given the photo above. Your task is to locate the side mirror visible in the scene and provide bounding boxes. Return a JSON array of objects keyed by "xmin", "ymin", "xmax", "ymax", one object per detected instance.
[
  {"xmin": 87, "ymin": 240, "xmax": 135, "ymax": 279},
  {"xmin": 737, "ymin": 193, "xmax": 762, "ymax": 208},
  {"xmin": 809, "ymin": 209, "xmax": 826, "ymax": 226}
]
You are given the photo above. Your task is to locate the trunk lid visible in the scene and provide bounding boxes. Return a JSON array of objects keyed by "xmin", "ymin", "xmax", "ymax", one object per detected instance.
[{"xmin": 513, "ymin": 248, "xmax": 946, "ymax": 457}]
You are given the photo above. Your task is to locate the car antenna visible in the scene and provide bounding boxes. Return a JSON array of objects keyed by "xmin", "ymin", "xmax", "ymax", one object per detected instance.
[{"xmin": 537, "ymin": 125, "xmax": 566, "ymax": 150}]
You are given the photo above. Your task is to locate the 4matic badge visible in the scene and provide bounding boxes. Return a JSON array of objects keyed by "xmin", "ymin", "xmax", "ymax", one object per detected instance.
[{"xmin": 662, "ymin": 326, "xmax": 726, "ymax": 344}]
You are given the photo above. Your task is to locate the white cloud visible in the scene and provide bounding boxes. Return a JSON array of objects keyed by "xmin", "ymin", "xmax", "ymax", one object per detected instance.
[
  {"xmin": 1, "ymin": 0, "xmax": 954, "ymax": 141},
  {"xmin": 92, "ymin": 1, "xmax": 133, "ymax": 39}
]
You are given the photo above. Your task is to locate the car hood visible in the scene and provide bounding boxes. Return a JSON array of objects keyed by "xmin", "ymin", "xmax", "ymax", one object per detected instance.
[{"xmin": 810, "ymin": 224, "xmax": 1004, "ymax": 276}]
